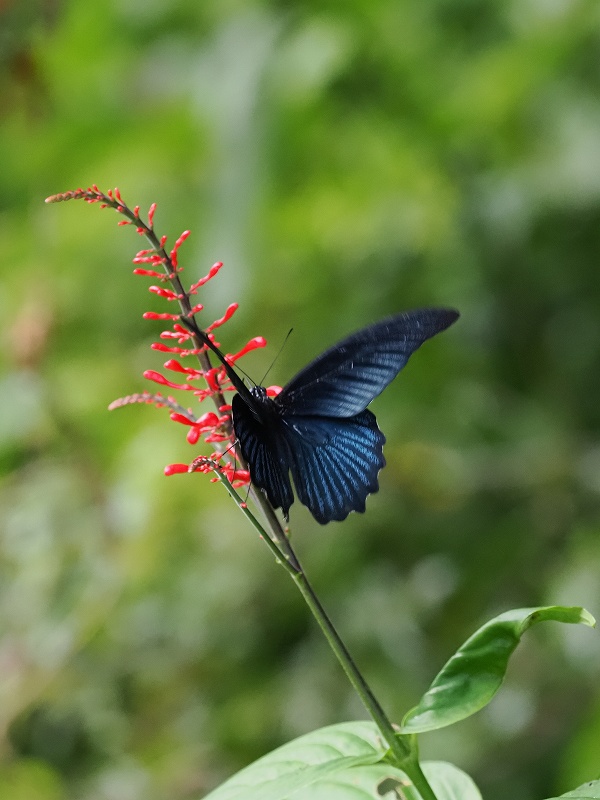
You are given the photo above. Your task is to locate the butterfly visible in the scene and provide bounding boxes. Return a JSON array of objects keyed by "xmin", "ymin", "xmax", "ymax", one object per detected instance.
[{"xmin": 189, "ymin": 309, "xmax": 459, "ymax": 524}]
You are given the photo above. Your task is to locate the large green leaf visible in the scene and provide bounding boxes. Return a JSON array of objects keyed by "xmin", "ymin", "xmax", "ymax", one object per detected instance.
[
  {"xmin": 402, "ymin": 606, "xmax": 595, "ymax": 733},
  {"xmin": 375, "ymin": 761, "xmax": 482, "ymax": 800},
  {"xmin": 199, "ymin": 722, "xmax": 481, "ymax": 800},
  {"xmin": 200, "ymin": 722, "xmax": 385, "ymax": 800},
  {"xmin": 544, "ymin": 781, "xmax": 600, "ymax": 799},
  {"xmin": 422, "ymin": 761, "xmax": 483, "ymax": 800}
]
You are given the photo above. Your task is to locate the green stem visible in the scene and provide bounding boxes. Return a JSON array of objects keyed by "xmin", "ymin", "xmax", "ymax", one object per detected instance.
[
  {"xmin": 291, "ymin": 568, "xmax": 409, "ymax": 761},
  {"xmin": 215, "ymin": 471, "xmax": 439, "ymax": 798},
  {"xmin": 52, "ymin": 188, "xmax": 438, "ymax": 798},
  {"xmin": 408, "ymin": 761, "xmax": 440, "ymax": 800}
]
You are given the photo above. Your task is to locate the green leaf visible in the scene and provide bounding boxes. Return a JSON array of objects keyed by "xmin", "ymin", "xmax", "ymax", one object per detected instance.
[
  {"xmin": 199, "ymin": 722, "xmax": 482, "ymax": 800},
  {"xmin": 544, "ymin": 781, "xmax": 600, "ymax": 799},
  {"xmin": 401, "ymin": 606, "xmax": 595, "ymax": 733},
  {"xmin": 377, "ymin": 762, "xmax": 482, "ymax": 800},
  {"xmin": 422, "ymin": 761, "xmax": 483, "ymax": 800},
  {"xmin": 201, "ymin": 721, "xmax": 387, "ymax": 800}
]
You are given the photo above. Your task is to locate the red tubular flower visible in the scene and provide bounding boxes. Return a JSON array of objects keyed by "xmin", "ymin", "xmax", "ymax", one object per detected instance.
[
  {"xmin": 206, "ymin": 303, "xmax": 238, "ymax": 331},
  {"xmin": 49, "ymin": 186, "xmax": 256, "ymax": 492}
]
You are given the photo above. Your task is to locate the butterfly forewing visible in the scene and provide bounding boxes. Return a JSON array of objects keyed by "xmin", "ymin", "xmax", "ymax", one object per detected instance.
[
  {"xmin": 280, "ymin": 410, "xmax": 385, "ymax": 524},
  {"xmin": 275, "ymin": 308, "xmax": 458, "ymax": 418}
]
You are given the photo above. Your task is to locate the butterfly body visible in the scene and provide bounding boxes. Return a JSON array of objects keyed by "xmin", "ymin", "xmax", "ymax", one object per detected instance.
[{"xmin": 191, "ymin": 308, "xmax": 459, "ymax": 524}]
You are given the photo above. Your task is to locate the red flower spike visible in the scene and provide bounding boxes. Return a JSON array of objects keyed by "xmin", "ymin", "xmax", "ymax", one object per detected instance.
[
  {"xmin": 108, "ymin": 391, "xmax": 157, "ymax": 410},
  {"xmin": 149, "ymin": 286, "xmax": 180, "ymax": 301},
  {"xmin": 152, "ymin": 342, "xmax": 198, "ymax": 355},
  {"xmin": 143, "ymin": 311, "xmax": 181, "ymax": 321},
  {"xmin": 159, "ymin": 330, "xmax": 190, "ymax": 343},
  {"xmin": 201, "ymin": 331, "xmax": 221, "ymax": 349},
  {"xmin": 187, "ymin": 427, "xmax": 201, "ymax": 445},
  {"xmin": 170, "ymin": 413, "xmax": 195, "ymax": 426},
  {"xmin": 133, "ymin": 254, "xmax": 160, "ymax": 264},
  {"xmin": 133, "ymin": 269, "xmax": 165, "ymax": 278},
  {"xmin": 205, "ymin": 432, "xmax": 229, "ymax": 443},
  {"xmin": 170, "ymin": 230, "xmax": 191, "ymax": 268},
  {"xmin": 204, "ymin": 367, "xmax": 223, "ymax": 392},
  {"xmin": 189, "ymin": 262, "xmax": 223, "ymax": 293},
  {"xmin": 229, "ymin": 336, "xmax": 267, "ymax": 362},
  {"xmin": 221, "ymin": 465, "xmax": 251, "ymax": 487},
  {"xmin": 206, "ymin": 303, "xmax": 238, "ymax": 331},
  {"xmin": 188, "ymin": 455, "xmax": 222, "ymax": 474},
  {"xmin": 165, "ymin": 463, "xmax": 190, "ymax": 476},
  {"xmin": 143, "ymin": 370, "xmax": 195, "ymax": 391},
  {"xmin": 191, "ymin": 388, "xmax": 215, "ymax": 403},
  {"xmin": 164, "ymin": 360, "xmax": 204, "ymax": 380},
  {"xmin": 174, "ymin": 411, "xmax": 220, "ymax": 429},
  {"xmin": 157, "ymin": 323, "xmax": 193, "ymax": 345},
  {"xmin": 46, "ymin": 191, "xmax": 268, "ymax": 492},
  {"xmin": 164, "ymin": 359, "xmax": 187, "ymax": 374}
]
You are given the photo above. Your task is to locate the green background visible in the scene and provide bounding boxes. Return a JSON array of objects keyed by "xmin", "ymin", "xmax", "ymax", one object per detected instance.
[{"xmin": 2, "ymin": 1, "xmax": 600, "ymax": 798}]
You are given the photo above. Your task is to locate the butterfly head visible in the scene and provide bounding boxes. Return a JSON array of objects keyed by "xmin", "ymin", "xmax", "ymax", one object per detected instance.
[
  {"xmin": 236, "ymin": 383, "xmax": 277, "ymax": 425},
  {"xmin": 250, "ymin": 385, "xmax": 268, "ymax": 402}
]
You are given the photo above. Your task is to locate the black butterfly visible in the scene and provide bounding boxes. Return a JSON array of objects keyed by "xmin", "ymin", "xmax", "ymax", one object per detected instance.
[{"xmin": 189, "ymin": 309, "xmax": 458, "ymax": 524}]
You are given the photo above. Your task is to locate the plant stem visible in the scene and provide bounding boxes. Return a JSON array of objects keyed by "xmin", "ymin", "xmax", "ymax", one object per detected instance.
[
  {"xmin": 408, "ymin": 761, "xmax": 441, "ymax": 800},
  {"xmin": 57, "ymin": 189, "xmax": 436, "ymax": 797},
  {"xmin": 291, "ymin": 568, "xmax": 410, "ymax": 761},
  {"xmin": 215, "ymin": 473, "xmax": 439, "ymax": 798}
]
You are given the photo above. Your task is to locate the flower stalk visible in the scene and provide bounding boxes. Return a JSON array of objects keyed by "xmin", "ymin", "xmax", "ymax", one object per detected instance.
[{"xmin": 46, "ymin": 186, "xmax": 438, "ymax": 799}]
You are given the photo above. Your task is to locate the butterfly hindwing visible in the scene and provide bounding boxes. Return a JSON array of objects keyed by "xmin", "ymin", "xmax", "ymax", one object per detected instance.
[
  {"xmin": 275, "ymin": 308, "xmax": 458, "ymax": 418},
  {"xmin": 232, "ymin": 393, "xmax": 294, "ymax": 517},
  {"xmin": 279, "ymin": 410, "xmax": 386, "ymax": 524}
]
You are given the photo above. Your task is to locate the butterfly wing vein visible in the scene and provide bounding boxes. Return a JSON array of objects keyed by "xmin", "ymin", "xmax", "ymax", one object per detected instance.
[
  {"xmin": 281, "ymin": 411, "xmax": 385, "ymax": 524},
  {"xmin": 277, "ymin": 309, "xmax": 458, "ymax": 418}
]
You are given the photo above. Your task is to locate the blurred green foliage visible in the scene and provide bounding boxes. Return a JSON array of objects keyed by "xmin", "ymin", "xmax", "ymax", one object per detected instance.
[{"xmin": 1, "ymin": 0, "xmax": 600, "ymax": 798}]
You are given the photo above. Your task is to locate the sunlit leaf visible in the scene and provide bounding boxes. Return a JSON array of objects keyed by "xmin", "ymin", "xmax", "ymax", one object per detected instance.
[
  {"xmin": 401, "ymin": 606, "xmax": 595, "ymax": 733},
  {"xmin": 200, "ymin": 721, "xmax": 481, "ymax": 800},
  {"xmin": 544, "ymin": 781, "xmax": 600, "ymax": 799},
  {"xmin": 201, "ymin": 721, "xmax": 386, "ymax": 800},
  {"xmin": 422, "ymin": 761, "xmax": 483, "ymax": 800}
]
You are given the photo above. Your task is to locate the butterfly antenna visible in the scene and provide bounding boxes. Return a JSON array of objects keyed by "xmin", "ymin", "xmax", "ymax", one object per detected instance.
[
  {"xmin": 180, "ymin": 314, "xmax": 255, "ymax": 398},
  {"xmin": 260, "ymin": 328, "xmax": 293, "ymax": 385}
]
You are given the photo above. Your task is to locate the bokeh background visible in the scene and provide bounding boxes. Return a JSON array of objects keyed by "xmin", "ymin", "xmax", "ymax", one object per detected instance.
[{"xmin": 2, "ymin": 1, "xmax": 600, "ymax": 798}]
